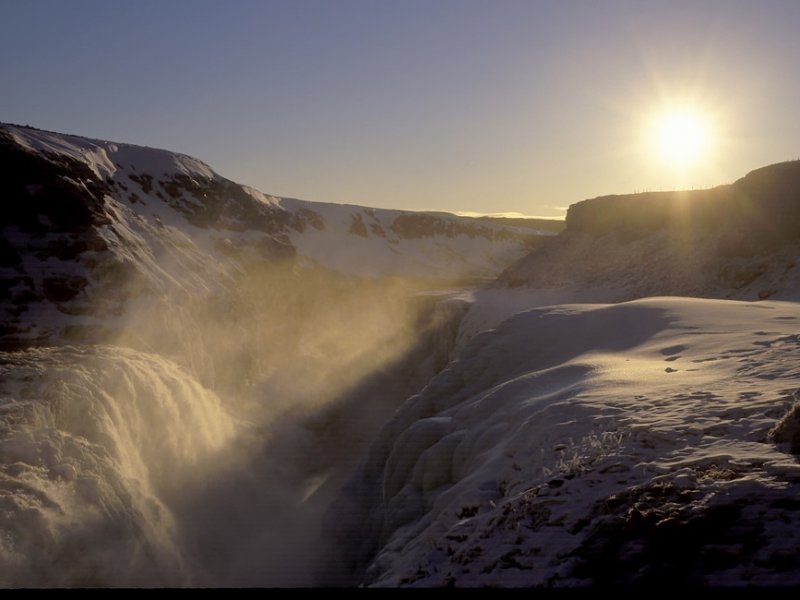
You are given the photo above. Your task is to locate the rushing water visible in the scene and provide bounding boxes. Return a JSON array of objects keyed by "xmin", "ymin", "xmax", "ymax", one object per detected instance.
[
  {"xmin": 0, "ymin": 345, "xmax": 233, "ymax": 587},
  {"xmin": 0, "ymin": 275, "xmax": 472, "ymax": 587}
]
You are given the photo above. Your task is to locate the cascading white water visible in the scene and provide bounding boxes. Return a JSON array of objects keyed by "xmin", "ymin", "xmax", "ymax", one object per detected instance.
[
  {"xmin": 0, "ymin": 270, "xmax": 479, "ymax": 587},
  {"xmin": 0, "ymin": 345, "xmax": 235, "ymax": 587}
]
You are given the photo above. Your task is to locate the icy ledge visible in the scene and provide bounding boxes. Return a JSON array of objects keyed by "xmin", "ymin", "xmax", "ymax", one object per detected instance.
[{"xmin": 327, "ymin": 296, "xmax": 800, "ymax": 587}]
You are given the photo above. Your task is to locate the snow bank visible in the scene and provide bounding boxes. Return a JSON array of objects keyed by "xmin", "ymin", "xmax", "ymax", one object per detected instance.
[{"xmin": 331, "ymin": 297, "xmax": 800, "ymax": 586}]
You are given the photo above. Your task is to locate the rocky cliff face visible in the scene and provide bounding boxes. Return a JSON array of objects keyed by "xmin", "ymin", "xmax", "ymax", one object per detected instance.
[
  {"xmin": 566, "ymin": 161, "xmax": 800, "ymax": 246},
  {"xmin": 496, "ymin": 161, "xmax": 800, "ymax": 302}
]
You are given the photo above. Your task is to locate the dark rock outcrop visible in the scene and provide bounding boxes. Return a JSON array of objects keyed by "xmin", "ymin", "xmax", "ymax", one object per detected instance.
[{"xmin": 566, "ymin": 160, "xmax": 800, "ymax": 249}]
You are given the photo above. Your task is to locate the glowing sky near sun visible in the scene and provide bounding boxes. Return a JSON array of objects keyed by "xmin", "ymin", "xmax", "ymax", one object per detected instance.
[{"xmin": 2, "ymin": 0, "xmax": 800, "ymax": 216}]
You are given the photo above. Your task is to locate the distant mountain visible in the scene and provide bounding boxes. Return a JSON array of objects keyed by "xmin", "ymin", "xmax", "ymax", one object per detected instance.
[
  {"xmin": 496, "ymin": 161, "xmax": 800, "ymax": 302},
  {"xmin": 473, "ymin": 215, "xmax": 565, "ymax": 234}
]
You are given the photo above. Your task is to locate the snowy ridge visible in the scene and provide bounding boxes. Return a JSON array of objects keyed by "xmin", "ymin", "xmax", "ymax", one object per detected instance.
[
  {"xmin": 0, "ymin": 123, "xmax": 543, "ymax": 347},
  {"xmin": 278, "ymin": 197, "xmax": 542, "ymax": 278},
  {"xmin": 330, "ymin": 297, "xmax": 800, "ymax": 586},
  {"xmin": 1, "ymin": 122, "xmax": 541, "ymax": 279},
  {"xmin": 6, "ymin": 125, "xmax": 216, "ymax": 183}
]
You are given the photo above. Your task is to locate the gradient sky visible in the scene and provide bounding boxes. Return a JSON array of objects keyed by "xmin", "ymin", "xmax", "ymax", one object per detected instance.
[{"xmin": 3, "ymin": 0, "xmax": 800, "ymax": 216}]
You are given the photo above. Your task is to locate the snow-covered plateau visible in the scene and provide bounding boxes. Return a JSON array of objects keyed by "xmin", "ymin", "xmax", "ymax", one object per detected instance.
[{"xmin": 2, "ymin": 123, "xmax": 800, "ymax": 587}]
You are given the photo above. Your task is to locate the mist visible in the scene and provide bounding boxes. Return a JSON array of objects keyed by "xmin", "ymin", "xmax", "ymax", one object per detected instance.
[
  {"xmin": 0, "ymin": 251, "xmax": 469, "ymax": 587},
  {"xmin": 126, "ymin": 259, "xmax": 452, "ymax": 586}
]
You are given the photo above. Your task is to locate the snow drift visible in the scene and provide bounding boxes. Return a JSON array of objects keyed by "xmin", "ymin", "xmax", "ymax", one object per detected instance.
[{"xmin": 329, "ymin": 297, "xmax": 800, "ymax": 586}]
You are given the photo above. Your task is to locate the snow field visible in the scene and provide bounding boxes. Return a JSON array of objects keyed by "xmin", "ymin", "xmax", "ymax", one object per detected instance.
[{"xmin": 339, "ymin": 297, "xmax": 800, "ymax": 586}]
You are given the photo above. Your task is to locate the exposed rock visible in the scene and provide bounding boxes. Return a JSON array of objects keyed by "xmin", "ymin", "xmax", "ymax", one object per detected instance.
[
  {"xmin": 42, "ymin": 275, "xmax": 89, "ymax": 303},
  {"xmin": 390, "ymin": 213, "xmax": 531, "ymax": 242},
  {"xmin": 770, "ymin": 393, "xmax": 800, "ymax": 454},
  {"xmin": 349, "ymin": 214, "xmax": 369, "ymax": 238}
]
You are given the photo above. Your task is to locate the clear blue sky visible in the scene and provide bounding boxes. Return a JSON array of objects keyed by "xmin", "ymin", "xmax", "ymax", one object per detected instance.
[{"xmin": 3, "ymin": 0, "xmax": 800, "ymax": 216}]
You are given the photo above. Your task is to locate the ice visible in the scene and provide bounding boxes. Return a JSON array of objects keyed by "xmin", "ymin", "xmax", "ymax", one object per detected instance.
[{"xmin": 333, "ymin": 296, "xmax": 800, "ymax": 586}]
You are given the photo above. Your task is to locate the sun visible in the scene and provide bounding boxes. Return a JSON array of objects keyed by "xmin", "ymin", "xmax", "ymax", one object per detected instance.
[{"xmin": 651, "ymin": 108, "xmax": 712, "ymax": 167}]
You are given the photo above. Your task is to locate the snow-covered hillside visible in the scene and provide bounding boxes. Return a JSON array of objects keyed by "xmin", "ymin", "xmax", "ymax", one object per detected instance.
[
  {"xmin": 329, "ymin": 297, "xmax": 800, "ymax": 586},
  {"xmin": 1, "ymin": 124, "xmax": 547, "ymax": 272},
  {"xmin": 0, "ymin": 123, "xmax": 544, "ymax": 348}
]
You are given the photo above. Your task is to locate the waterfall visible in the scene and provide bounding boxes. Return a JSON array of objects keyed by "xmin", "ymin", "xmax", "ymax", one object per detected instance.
[
  {"xmin": 430, "ymin": 297, "xmax": 472, "ymax": 372},
  {"xmin": 0, "ymin": 278, "xmax": 480, "ymax": 587},
  {"xmin": 0, "ymin": 345, "xmax": 234, "ymax": 587}
]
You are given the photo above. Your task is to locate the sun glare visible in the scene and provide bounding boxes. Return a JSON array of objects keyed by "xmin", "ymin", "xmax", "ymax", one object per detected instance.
[{"xmin": 652, "ymin": 108, "xmax": 712, "ymax": 167}]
